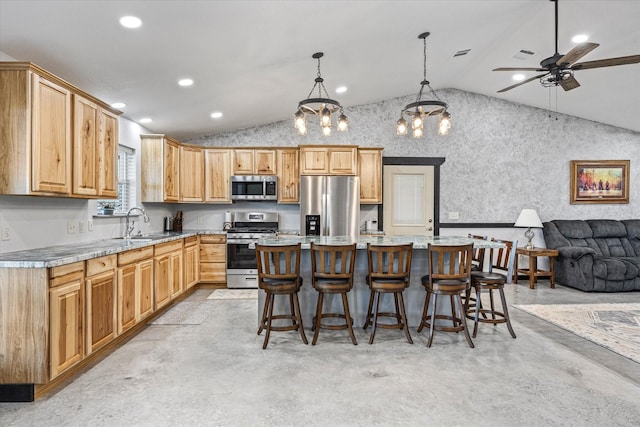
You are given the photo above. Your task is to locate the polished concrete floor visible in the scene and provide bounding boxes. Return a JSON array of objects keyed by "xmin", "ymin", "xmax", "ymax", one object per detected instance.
[{"xmin": 2, "ymin": 281, "xmax": 639, "ymax": 426}]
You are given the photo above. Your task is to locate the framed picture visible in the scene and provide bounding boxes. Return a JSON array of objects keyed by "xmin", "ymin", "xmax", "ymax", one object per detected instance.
[{"xmin": 570, "ymin": 160, "xmax": 630, "ymax": 204}]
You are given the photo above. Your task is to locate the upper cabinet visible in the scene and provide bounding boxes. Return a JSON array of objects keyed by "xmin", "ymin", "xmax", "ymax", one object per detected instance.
[
  {"xmin": 300, "ymin": 145, "xmax": 358, "ymax": 175},
  {"xmin": 233, "ymin": 149, "xmax": 276, "ymax": 175},
  {"xmin": 179, "ymin": 145, "xmax": 204, "ymax": 203},
  {"xmin": 277, "ymin": 148, "xmax": 299, "ymax": 203},
  {"xmin": 0, "ymin": 62, "xmax": 120, "ymax": 197},
  {"xmin": 358, "ymin": 148, "xmax": 383, "ymax": 204},
  {"xmin": 141, "ymin": 134, "xmax": 180, "ymax": 202},
  {"xmin": 205, "ymin": 148, "xmax": 232, "ymax": 203}
]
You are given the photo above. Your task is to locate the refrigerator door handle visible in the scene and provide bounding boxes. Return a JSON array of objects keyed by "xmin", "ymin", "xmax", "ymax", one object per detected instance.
[{"xmin": 322, "ymin": 192, "xmax": 328, "ymax": 236}]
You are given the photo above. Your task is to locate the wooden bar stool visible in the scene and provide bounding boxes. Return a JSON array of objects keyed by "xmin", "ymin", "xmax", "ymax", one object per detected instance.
[
  {"xmin": 419, "ymin": 243, "xmax": 474, "ymax": 348},
  {"xmin": 255, "ymin": 243, "xmax": 308, "ymax": 349},
  {"xmin": 363, "ymin": 243, "xmax": 413, "ymax": 345},
  {"xmin": 310, "ymin": 243, "xmax": 357, "ymax": 345}
]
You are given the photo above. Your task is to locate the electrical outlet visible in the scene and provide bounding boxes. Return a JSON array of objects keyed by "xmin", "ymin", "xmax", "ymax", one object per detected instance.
[
  {"xmin": 88, "ymin": 219, "xmax": 94, "ymax": 232},
  {"xmin": 67, "ymin": 221, "xmax": 77, "ymax": 234},
  {"xmin": 78, "ymin": 220, "xmax": 85, "ymax": 233},
  {"xmin": 1, "ymin": 226, "xmax": 9, "ymax": 241}
]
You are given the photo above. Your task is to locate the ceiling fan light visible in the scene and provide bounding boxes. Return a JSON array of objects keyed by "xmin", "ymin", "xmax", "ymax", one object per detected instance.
[{"xmin": 396, "ymin": 117, "xmax": 408, "ymax": 135}]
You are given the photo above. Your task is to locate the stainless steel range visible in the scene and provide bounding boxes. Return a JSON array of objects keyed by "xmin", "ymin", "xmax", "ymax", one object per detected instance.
[{"xmin": 226, "ymin": 212, "xmax": 278, "ymax": 288}]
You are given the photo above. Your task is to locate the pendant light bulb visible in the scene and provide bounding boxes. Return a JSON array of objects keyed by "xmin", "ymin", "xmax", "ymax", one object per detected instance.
[
  {"xmin": 396, "ymin": 117, "xmax": 408, "ymax": 135},
  {"xmin": 294, "ymin": 110, "xmax": 306, "ymax": 130},
  {"xmin": 320, "ymin": 106, "xmax": 331, "ymax": 127},
  {"xmin": 337, "ymin": 113, "xmax": 348, "ymax": 132},
  {"xmin": 412, "ymin": 113, "xmax": 423, "ymax": 130},
  {"xmin": 322, "ymin": 125, "xmax": 332, "ymax": 137},
  {"xmin": 297, "ymin": 123, "xmax": 307, "ymax": 135},
  {"xmin": 438, "ymin": 112, "xmax": 451, "ymax": 136},
  {"xmin": 413, "ymin": 127, "xmax": 423, "ymax": 138}
]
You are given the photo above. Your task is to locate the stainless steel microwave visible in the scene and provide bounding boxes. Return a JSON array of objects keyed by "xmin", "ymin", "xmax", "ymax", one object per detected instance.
[{"xmin": 231, "ymin": 175, "xmax": 277, "ymax": 201}]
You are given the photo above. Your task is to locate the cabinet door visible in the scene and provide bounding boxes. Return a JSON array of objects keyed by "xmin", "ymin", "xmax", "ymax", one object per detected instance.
[
  {"xmin": 86, "ymin": 269, "xmax": 117, "ymax": 354},
  {"xmin": 205, "ymin": 149, "xmax": 231, "ymax": 202},
  {"xmin": 184, "ymin": 242, "xmax": 200, "ymax": 289},
  {"xmin": 328, "ymin": 147, "xmax": 357, "ymax": 175},
  {"xmin": 50, "ymin": 278, "xmax": 83, "ymax": 379},
  {"xmin": 277, "ymin": 149, "xmax": 299, "ymax": 203},
  {"xmin": 233, "ymin": 149, "xmax": 254, "ymax": 175},
  {"xmin": 164, "ymin": 139, "xmax": 180, "ymax": 202},
  {"xmin": 118, "ymin": 264, "xmax": 137, "ymax": 333},
  {"xmin": 72, "ymin": 95, "xmax": 99, "ymax": 196},
  {"xmin": 358, "ymin": 148, "xmax": 383, "ymax": 204},
  {"xmin": 255, "ymin": 150, "xmax": 276, "ymax": 175},
  {"xmin": 300, "ymin": 147, "xmax": 329, "ymax": 175},
  {"xmin": 98, "ymin": 109, "xmax": 119, "ymax": 198},
  {"xmin": 154, "ymin": 254, "xmax": 172, "ymax": 310},
  {"xmin": 138, "ymin": 259, "xmax": 154, "ymax": 320},
  {"xmin": 180, "ymin": 146, "xmax": 204, "ymax": 202},
  {"xmin": 170, "ymin": 250, "xmax": 184, "ymax": 299},
  {"xmin": 32, "ymin": 75, "xmax": 71, "ymax": 194}
]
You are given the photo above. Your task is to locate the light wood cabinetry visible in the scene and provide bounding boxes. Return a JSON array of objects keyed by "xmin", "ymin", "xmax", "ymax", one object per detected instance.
[
  {"xmin": 204, "ymin": 148, "xmax": 232, "ymax": 203},
  {"xmin": 200, "ymin": 234, "xmax": 227, "ymax": 283},
  {"xmin": 300, "ymin": 145, "xmax": 358, "ymax": 175},
  {"xmin": 184, "ymin": 236, "xmax": 200, "ymax": 289},
  {"xmin": 233, "ymin": 149, "xmax": 276, "ymax": 175},
  {"xmin": 117, "ymin": 246, "xmax": 154, "ymax": 333},
  {"xmin": 154, "ymin": 240, "xmax": 184, "ymax": 309},
  {"xmin": 49, "ymin": 262, "xmax": 84, "ymax": 379},
  {"xmin": 180, "ymin": 145, "xmax": 204, "ymax": 202},
  {"xmin": 141, "ymin": 134, "xmax": 180, "ymax": 202},
  {"xmin": 72, "ymin": 95, "xmax": 118, "ymax": 198},
  {"xmin": 277, "ymin": 148, "xmax": 300, "ymax": 203},
  {"xmin": 358, "ymin": 148, "xmax": 383, "ymax": 204},
  {"xmin": 85, "ymin": 255, "xmax": 117, "ymax": 355}
]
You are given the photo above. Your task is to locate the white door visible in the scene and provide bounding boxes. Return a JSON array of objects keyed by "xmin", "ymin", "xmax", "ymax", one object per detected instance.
[{"xmin": 383, "ymin": 165, "xmax": 435, "ymax": 236}]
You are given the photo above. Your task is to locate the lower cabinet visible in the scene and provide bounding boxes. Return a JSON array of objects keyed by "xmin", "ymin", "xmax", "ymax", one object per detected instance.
[
  {"xmin": 117, "ymin": 246, "xmax": 154, "ymax": 334},
  {"xmin": 85, "ymin": 255, "xmax": 117, "ymax": 355},
  {"xmin": 199, "ymin": 234, "xmax": 227, "ymax": 283},
  {"xmin": 154, "ymin": 240, "xmax": 184, "ymax": 309},
  {"xmin": 183, "ymin": 236, "xmax": 200, "ymax": 289},
  {"xmin": 49, "ymin": 262, "xmax": 84, "ymax": 380}
]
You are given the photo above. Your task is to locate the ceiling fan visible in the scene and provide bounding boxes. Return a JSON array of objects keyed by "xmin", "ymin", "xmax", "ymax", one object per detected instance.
[{"xmin": 493, "ymin": 0, "xmax": 640, "ymax": 93}]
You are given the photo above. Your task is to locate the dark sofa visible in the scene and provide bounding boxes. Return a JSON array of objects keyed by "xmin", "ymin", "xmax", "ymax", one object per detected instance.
[{"xmin": 542, "ymin": 219, "xmax": 640, "ymax": 292}]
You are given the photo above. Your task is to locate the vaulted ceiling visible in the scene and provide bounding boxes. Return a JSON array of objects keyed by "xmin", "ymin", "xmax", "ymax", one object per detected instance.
[{"xmin": 1, "ymin": 0, "xmax": 639, "ymax": 139}]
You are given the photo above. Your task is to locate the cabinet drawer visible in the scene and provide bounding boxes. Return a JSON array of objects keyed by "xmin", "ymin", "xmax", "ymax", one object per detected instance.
[
  {"xmin": 184, "ymin": 235, "xmax": 199, "ymax": 246},
  {"xmin": 118, "ymin": 246, "xmax": 154, "ymax": 266},
  {"xmin": 154, "ymin": 240, "xmax": 183, "ymax": 256},
  {"xmin": 200, "ymin": 234, "xmax": 226, "ymax": 244},
  {"xmin": 50, "ymin": 270, "xmax": 84, "ymax": 288},
  {"xmin": 200, "ymin": 262, "xmax": 226, "ymax": 283},
  {"xmin": 86, "ymin": 255, "xmax": 116, "ymax": 276},
  {"xmin": 50, "ymin": 261, "xmax": 84, "ymax": 279},
  {"xmin": 200, "ymin": 244, "xmax": 226, "ymax": 262}
]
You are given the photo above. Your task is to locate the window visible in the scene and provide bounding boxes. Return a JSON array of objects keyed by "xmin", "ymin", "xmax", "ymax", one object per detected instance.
[{"xmin": 97, "ymin": 145, "xmax": 136, "ymax": 214}]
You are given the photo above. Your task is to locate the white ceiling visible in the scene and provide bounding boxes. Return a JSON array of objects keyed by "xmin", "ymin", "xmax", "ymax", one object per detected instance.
[{"xmin": 1, "ymin": 0, "xmax": 639, "ymax": 140}]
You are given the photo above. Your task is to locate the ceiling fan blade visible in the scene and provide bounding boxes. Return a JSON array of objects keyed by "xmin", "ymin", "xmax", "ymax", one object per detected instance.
[
  {"xmin": 497, "ymin": 73, "xmax": 548, "ymax": 93},
  {"xmin": 572, "ymin": 54, "xmax": 640, "ymax": 70},
  {"xmin": 556, "ymin": 42, "xmax": 600, "ymax": 66},
  {"xmin": 492, "ymin": 67, "xmax": 546, "ymax": 72},
  {"xmin": 559, "ymin": 75, "xmax": 580, "ymax": 91}
]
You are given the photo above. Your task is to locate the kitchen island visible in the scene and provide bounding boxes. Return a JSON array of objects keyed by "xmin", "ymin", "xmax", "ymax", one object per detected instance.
[{"xmin": 256, "ymin": 235, "xmax": 504, "ymax": 328}]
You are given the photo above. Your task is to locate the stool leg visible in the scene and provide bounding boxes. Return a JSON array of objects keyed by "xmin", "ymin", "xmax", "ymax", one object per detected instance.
[
  {"xmin": 397, "ymin": 292, "xmax": 413, "ymax": 344},
  {"xmin": 363, "ymin": 290, "xmax": 375, "ymax": 330},
  {"xmin": 312, "ymin": 292, "xmax": 324, "ymax": 345},
  {"xmin": 417, "ymin": 290, "xmax": 430, "ymax": 333},
  {"xmin": 394, "ymin": 293, "xmax": 400, "ymax": 323},
  {"xmin": 455, "ymin": 294, "xmax": 474, "ymax": 348},
  {"xmin": 258, "ymin": 291, "xmax": 269, "ymax": 335},
  {"xmin": 263, "ymin": 293, "xmax": 275, "ymax": 349},
  {"xmin": 472, "ymin": 285, "xmax": 481, "ymax": 338},
  {"xmin": 289, "ymin": 294, "xmax": 296, "ymax": 326},
  {"xmin": 369, "ymin": 291, "xmax": 380, "ymax": 344},
  {"xmin": 342, "ymin": 292, "xmax": 357, "ymax": 345},
  {"xmin": 449, "ymin": 295, "xmax": 458, "ymax": 328},
  {"xmin": 489, "ymin": 288, "xmax": 496, "ymax": 322},
  {"xmin": 427, "ymin": 293, "xmax": 437, "ymax": 347},
  {"xmin": 499, "ymin": 287, "xmax": 517, "ymax": 339},
  {"xmin": 293, "ymin": 292, "xmax": 308, "ymax": 345}
]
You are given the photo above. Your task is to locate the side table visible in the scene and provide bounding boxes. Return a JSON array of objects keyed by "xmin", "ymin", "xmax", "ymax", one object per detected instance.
[{"xmin": 514, "ymin": 247, "xmax": 559, "ymax": 289}]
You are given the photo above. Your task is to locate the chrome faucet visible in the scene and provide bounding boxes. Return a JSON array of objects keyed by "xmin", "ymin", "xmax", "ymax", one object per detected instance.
[{"xmin": 125, "ymin": 207, "xmax": 150, "ymax": 239}]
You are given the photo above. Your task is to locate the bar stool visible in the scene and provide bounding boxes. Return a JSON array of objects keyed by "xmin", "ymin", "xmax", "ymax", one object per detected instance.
[
  {"xmin": 255, "ymin": 243, "xmax": 308, "ymax": 349},
  {"xmin": 310, "ymin": 243, "xmax": 357, "ymax": 345},
  {"xmin": 363, "ymin": 243, "xmax": 413, "ymax": 344},
  {"xmin": 467, "ymin": 238, "xmax": 518, "ymax": 338},
  {"xmin": 419, "ymin": 243, "xmax": 474, "ymax": 348}
]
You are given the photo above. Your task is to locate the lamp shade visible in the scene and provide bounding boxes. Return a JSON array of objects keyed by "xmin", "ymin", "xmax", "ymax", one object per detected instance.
[{"xmin": 514, "ymin": 209, "xmax": 543, "ymax": 228}]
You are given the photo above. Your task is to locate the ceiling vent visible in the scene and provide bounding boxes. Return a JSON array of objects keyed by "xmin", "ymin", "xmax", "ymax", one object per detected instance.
[
  {"xmin": 512, "ymin": 49, "xmax": 535, "ymax": 60},
  {"xmin": 453, "ymin": 49, "xmax": 471, "ymax": 57}
]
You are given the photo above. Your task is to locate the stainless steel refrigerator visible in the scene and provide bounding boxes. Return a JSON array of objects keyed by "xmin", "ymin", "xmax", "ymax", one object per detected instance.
[{"xmin": 300, "ymin": 175, "xmax": 360, "ymax": 237}]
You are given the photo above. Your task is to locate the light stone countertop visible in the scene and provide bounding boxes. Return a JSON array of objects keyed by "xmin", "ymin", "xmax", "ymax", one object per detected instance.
[{"xmin": 258, "ymin": 235, "xmax": 504, "ymax": 250}]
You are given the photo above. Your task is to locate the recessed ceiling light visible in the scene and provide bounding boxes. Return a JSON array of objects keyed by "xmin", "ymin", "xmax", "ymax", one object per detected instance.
[
  {"xmin": 335, "ymin": 86, "xmax": 347, "ymax": 94},
  {"xmin": 178, "ymin": 78, "xmax": 194, "ymax": 87},
  {"xmin": 210, "ymin": 112, "xmax": 223, "ymax": 119},
  {"xmin": 139, "ymin": 118, "xmax": 152, "ymax": 124},
  {"xmin": 111, "ymin": 102, "xmax": 126, "ymax": 109},
  {"xmin": 572, "ymin": 34, "xmax": 589, "ymax": 43},
  {"xmin": 119, "ymin": 16, "xmax": 142, "ymax": 29},
  {"xmin": 512, "ymin": 74, "xmax": 526, "ymax": 81}
]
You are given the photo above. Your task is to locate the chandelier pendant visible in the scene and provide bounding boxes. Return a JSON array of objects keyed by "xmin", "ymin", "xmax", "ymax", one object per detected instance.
[
  {"xmin": 397, "ymin": 32, "xmax": 451, "ymax": 138},
  {"xmin": 294, "ymin": 52, "xmax": 348, "ymax": 136}
]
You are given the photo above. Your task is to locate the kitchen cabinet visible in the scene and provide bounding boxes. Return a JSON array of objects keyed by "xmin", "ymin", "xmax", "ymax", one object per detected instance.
[
  {"xmin": 180, "ymin": 145, "xmax": 204, "ymax": 202},
  {"xmin": 277, "ymin": 148, "xmax": 300, "ymax": 203},
  {"xmin": 205, "ymin": 148, "xmax": 232, "ymax": 203},
  {"xmin": 299, "ymin": 145, "xmax": 358, "ymax": 175},
  {"xmin": 49, "ymin": 262, "xmax": 84, "ymax": 379},
  {"xmin": 184, "ymin": 236, "xmax": 200, "ymax": 289},
  {"xmin": 358, "ymin": 148, "xmax": 383, "ymax": 204},
  {"xmin": 117, "ymin": 246, "xmax": 154, "ymax": 333},
  {"xmin": 141, "ymin": 134, "xmax": 180, "ymax": 202},
  {"xmin": 233, "ymin": 149, "xmax": 276, "ymax": 175},
  {"xmin": 154, "ymin": 240, "xmax": 184, "ymax": 309},
  {"xmin": 85, "ymin": 255, "xmax": 117, "ymax": 355},
  {"xmin": 72, "ymin": 95, "xmax": 119, "ymax": 198},
  {"xmin": 200, "ymin": 234, "xmax": 227, "ymax": 283}
]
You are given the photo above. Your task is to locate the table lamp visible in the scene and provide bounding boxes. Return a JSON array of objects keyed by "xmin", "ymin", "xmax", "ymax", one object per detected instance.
[{"xmin": 514, "ymin": 209, "xmax": 543, "ymax": 249}]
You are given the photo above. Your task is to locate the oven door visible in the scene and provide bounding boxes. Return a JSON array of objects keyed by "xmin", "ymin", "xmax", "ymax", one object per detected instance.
[{"xmin": 226, "ymin": 239, "xmax": 258, "ymax": 288}]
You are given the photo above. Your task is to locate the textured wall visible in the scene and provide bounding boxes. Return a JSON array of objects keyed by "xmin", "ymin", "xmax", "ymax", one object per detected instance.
[{"xmin": 187, "ymin": 89, "xmax": 639, "ymax": 223}]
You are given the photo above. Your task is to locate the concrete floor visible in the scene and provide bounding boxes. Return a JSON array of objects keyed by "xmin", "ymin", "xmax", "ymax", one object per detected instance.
[{"xmin": 2, "ymin": 282, "xmax": 639, "ymax": 426}]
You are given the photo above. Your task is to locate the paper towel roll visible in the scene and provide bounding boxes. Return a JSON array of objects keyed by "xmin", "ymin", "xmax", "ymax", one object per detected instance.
[{"xmin": 223, "ymin": 211, "xmax": 233, "ymax": 230}]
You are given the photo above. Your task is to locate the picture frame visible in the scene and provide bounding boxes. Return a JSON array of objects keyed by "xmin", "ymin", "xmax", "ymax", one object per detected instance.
[{"xmin": 570, "ymin": 160, "xmax": 630, "ymax": 204}]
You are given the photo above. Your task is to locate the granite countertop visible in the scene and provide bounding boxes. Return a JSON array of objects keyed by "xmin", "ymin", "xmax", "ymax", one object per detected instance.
[
  {"xmin": 0, "ymin": 230, "xmax": 226, "ymax": 268},
  {"xmin": 257, "ymin": 235, "xmax": 505, "ymax": 250}
]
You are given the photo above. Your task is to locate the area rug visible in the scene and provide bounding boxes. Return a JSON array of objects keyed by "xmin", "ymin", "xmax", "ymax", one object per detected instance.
[
  {"xmin": 149, "ymin": 302, "xmax": 211, "ymax": 325},
  {"xmin": 514, "ymin": 303, "xmax": 640, "ymax": 364},
  {"xmin": 207, "ymin": 289, "xmax": 258, "ymax": 300}
]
